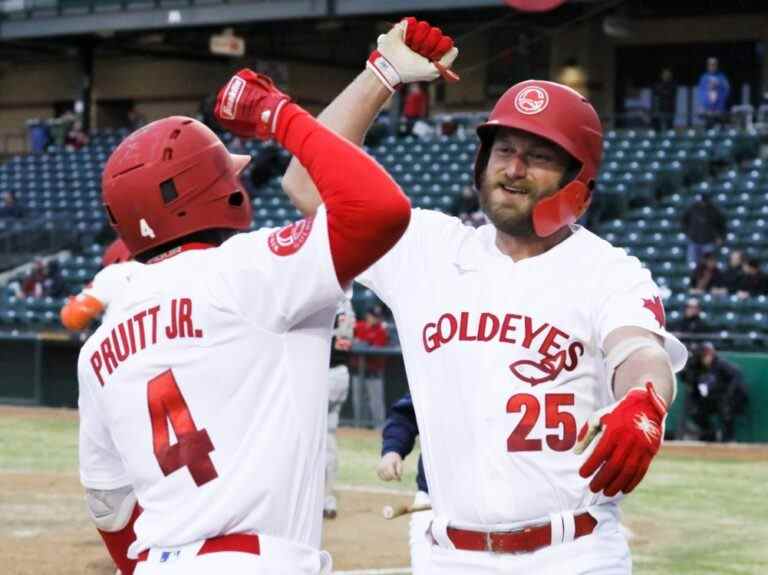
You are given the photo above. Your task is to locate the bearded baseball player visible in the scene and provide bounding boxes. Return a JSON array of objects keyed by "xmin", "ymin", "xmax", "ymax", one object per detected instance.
[
  {"xmin": 76, "ymin": 70, "xmax": 410, "ymax": 575},
  {"xmin": 281, "ymin": 17, "xmax": 687, "ymax": 574},
  {"xmin": 61, "ymin": 238, "xmax": 134, "ymax": 331}
]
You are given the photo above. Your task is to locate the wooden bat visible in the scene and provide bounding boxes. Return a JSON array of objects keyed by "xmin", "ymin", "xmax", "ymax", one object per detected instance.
[{"xmin": 382, "ymin": 502, "xmax": 432, "ymax": 520}]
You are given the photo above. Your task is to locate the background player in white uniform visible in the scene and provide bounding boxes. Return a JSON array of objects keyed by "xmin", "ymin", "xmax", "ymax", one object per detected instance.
[
  {"xmin": 281, "ymin": 18, "xmax": 688, "ymax": 574},
  {"xmin": 61, "ymin": 238, "xmax": 134, "ymax": 331},
  {"xmin": 324, "ymin": 296, "xmax": 355, "ymax": 519},
  {"xmin": 77, "ymin": 70, "xmax": 411, "ymax": 575}
]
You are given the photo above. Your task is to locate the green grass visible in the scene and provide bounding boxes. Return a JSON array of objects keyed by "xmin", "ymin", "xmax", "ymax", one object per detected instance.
[
  {"xmin": 0, "ymin": 412, "xmax": 79, "ymax": 473},
  {"xmin": 2, "ymin": 411, "xmax": 767, "ymax": 573}
]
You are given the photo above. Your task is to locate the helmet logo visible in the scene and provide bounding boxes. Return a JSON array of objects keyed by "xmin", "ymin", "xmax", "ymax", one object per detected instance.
[
  {"xmin": 514, "ymin": 86, "xmax": 549, "ymax": 115},
  {"xmin": 139, "ymin": 218, "xmax": 156, "ymax": 239}
]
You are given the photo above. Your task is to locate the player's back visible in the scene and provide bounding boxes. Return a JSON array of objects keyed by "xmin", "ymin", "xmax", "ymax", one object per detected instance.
[{"xmin": 78, "ymin": 227, "xmax": 341, "ymax": 555}]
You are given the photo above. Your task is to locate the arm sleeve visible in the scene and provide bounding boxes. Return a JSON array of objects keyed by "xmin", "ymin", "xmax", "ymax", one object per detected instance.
[
  {"xmin": 275, "ymin": 104, "xmax": 411, "ymax": 286},
  {"xmin": 381, "ymin": 393, "xmax": 419, "ymax": 457},
  {"xmin": 594, "ymin": 253, "xmax": 688, "ymax": 373},
  {"xmin": 78, "ymin": 363, "xmax": 131, "ymax": 490}
]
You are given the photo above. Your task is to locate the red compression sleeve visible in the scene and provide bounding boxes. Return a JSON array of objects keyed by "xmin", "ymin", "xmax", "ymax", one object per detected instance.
[
  {"xmin": 97, "ymin": 504, "xmax": 141, "ymax": 575},
  {"xmin": 275, "ymin": 104, "xmax": 411, "ymax": 285}
]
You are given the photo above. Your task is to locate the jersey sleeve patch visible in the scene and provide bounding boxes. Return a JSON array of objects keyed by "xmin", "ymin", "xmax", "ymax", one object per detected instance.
[
  {"xmin": 267, "ymin": 216, "xmax": 314, "ymax": 256},
  {"xmin": 641, "ymin": 295, "xmax": 666, "ymax": 328}
]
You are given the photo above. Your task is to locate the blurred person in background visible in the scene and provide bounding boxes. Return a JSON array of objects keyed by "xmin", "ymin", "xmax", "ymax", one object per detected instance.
[
  {"xmin": 377, "ymin": 391, "xmax": 431, "ymax": 575},
  {"xmin": 735, "ymin": 257, "xmax": 768, "ymax": 298},
  {"xmin": 697, "ymin": 57, "xmax": 730, "ymax": 129},
  {"xmin": 354, "ymin": 305, "xmax": 390, "ymax": 427},
  {"xmin": 324, "ymin": 297, "xmax": 355, "ymax": 519},
  {"xmin": 688, "ymin": 251, "xmax": 725, "ymax": 294},
  {"xmin": 20, "ymin": 258, "xmax": 47, "ymax": 298},
  {"xmin": 719, "ymin": 249, "xmax": 745, "ymax": 293},
  {"xmin": 652, "ymin": 68, "xmax": 676, "ymax": 131},
  {"xmin": 402, "ymin": 83, "xmax": 428, "ymax": 134},
  {"xmin": 681, "ymin": 192, "xmax": 726, "ymax": 267},
  {"xmin": 668, "ymin": 297, "xmax": 711, "ymax": 335},
  {"xmin": 0, "ymin": 191, "xmax": 24, "ymax": 219},
  {"xmin": 681, "ymin": 342, "xmax": 748, "ymax": 442}
]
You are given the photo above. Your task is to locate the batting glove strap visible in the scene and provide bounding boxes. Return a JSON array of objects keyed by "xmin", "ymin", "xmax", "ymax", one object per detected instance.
[
  {"xmin": 366, "ymin": 17, "xmax": 459, "ymax": 92},
  {"xmin": 214, "ymin": 68, "xmax": 292, "ymax": 140},
  {"xmin": 576, "ymin": 381, "xmax": 667, "ymax": 497}
]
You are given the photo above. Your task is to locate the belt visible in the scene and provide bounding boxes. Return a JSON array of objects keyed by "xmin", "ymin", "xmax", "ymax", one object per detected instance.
[
  {"xmin": 446, "ymin": 512, "xmax": 596, "ymax": 554},
  {"xmin": 137, "ymin": 533, "xmax": 261, "ymax": 561}
]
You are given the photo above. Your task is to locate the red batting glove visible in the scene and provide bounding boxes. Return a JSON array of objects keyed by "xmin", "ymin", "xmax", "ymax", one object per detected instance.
[
  {"xmin": 214, "ymin": 69, "xmax": 292, "ymax": 140},
  {"xmin": 575, "ymin": 381, "xmax": 667, "ymax": 497}
]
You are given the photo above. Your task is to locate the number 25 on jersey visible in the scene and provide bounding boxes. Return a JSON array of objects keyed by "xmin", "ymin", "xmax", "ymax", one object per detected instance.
[
  {"xmin": 147, "ymin": 369, "xmax": 218, "ymax": 486},
  {"xmin": 507, "ymin": 393, "xmax": 577, "ymax": 452}
]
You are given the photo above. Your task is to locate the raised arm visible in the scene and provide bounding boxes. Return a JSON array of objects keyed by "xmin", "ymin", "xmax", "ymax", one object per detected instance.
[
  {"xmin": 215, "ymin": 69, "xmax": 410, "ymax": 285},
  {"xmin": 282, "ymin": 17, "xmax": 459, "ymax": 217}
]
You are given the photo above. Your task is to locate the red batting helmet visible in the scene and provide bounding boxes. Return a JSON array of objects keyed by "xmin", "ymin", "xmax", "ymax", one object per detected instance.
[
  {"xmin": 102, "ymin": 116, "xmax": 252, "ymax": 257},
  {"xmin": 101, "ymin": 238, "xmax": 131, "ymax": 268},
  {"xmin": 474, "ymin": 80, "xmax": 603, "ymax": 237}
]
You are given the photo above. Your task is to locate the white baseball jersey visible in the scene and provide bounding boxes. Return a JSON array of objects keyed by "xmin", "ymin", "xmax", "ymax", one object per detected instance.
[
  {"xmin": 358, "ymin": 209, "xmax": 687, "ymax": 527},
  {"xmin": 82, "ymin": 260, "xmax": 142, "ymax": 306},
  {"xmin": 78, "ymin": 206, "xmax": 343, "ymax": 558}
]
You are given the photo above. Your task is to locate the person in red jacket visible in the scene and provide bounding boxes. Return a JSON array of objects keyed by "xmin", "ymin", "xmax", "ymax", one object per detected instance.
[{"xmin": 354, "ymin": 305, "xmax": 390, "ymax": 426}]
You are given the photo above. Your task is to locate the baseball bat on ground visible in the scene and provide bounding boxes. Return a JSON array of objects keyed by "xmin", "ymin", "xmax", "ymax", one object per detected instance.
[{"xmin": 382, "ymin": 502, "xmax": 432, "ymax": 519}]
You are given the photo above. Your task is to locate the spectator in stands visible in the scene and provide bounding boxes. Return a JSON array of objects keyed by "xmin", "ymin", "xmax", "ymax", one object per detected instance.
[
  {"xmin": 402, "ymin": 83, "xmax": 428, "ymax": 134},
  {"xmin": 719, "ymin": 249, "xmax": 745, "ymax": 293},
  {"xmin": 43, "ymin": 259, "xmax": 66, "ymax": 299},
  {"xmin": 249, "ymin": 144, "xmax": 289, "ymax": 190},
  {"xmin": 451, "ymin": 185, "xmax": 483, "ymax": 227},
  {"xmin": 681, "ymin": 192, "xmax": 726, "ymax": 266},
  {"xmin": 689, "ymin": 251, "xmax": 725, "ymax": 294},
  {"xmin": 681, "ymin": 342, "xmax": 748, "ymax": 442},
  {"xmin": 65, "ymin": 120, "xmax": 89, "ymax": 151},
  {"xmin": 353, "ymin": 305, "xmax": 390, "ymax": 427},
  {"xmin": 652, "ymin": 68, "xmax": 676, "ymax": 131},
  {"xmin": 697, "ymin": 57, "xmax": 730, "ymax": 129},
  {"xmin": 126, "ymin": 105, "xmax": 147, "ymax": 130},
  {"xmin": 735, "ymin": 257, "xmax": 768, "ymax": 298},
  {"xmin": 669, "ymin": 297, "xmax": 712, "ymax": 334},
  {"xmin": 0, "ymin": 191, "xmax": 24, "ymax": 219},
  {"xmin": 20, "ymin": 258, "xmax": 47, "ymax": 298}
]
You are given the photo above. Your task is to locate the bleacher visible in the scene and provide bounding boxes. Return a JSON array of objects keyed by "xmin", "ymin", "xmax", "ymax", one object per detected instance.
[{"xmin": 0, "ymin": 123, "xmax": 765, "ymax": 347}]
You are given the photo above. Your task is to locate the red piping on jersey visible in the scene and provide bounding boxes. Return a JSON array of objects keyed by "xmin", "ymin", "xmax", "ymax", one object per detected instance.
[
  {"xmin": 147, "ymin": 242, "xmax": 216, "ymax": 264},
  {"xmin": 275, "ymin": 104, "xmax": 411, "ymax": 285}
]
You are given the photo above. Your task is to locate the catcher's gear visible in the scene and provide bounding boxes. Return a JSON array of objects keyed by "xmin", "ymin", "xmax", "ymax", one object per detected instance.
[
  {"xmin": 101, "ymin": 238, "xmax": 131, "ymax": 268},
  {"xmin": 575, "ymin": 381, "xmax": 666, "ymax": 497},
  {"xmin": 102, "ymin": 116, "xmax": 252, "ymax": 258},
  {"xmin": 367, "ymin": 17, "xmax": 459, "ymax": 92},
  {"xmin": 214, "ymin": 69, "xmax": 292, "ymax": 140},
  {"xmin": 475, "ymin": 80, "xmax": 603, "ymax": 237}
]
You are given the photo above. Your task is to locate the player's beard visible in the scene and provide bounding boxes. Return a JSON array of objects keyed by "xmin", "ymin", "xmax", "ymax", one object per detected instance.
[{"xmin": 477, "ymin": 173, "xmax": 541, "ymax": 237}]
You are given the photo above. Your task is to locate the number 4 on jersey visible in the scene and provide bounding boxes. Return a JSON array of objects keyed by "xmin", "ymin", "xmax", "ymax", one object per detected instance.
[{"xmin": 147, "ymin": 369, "xmax": 218, "ymax": 486}]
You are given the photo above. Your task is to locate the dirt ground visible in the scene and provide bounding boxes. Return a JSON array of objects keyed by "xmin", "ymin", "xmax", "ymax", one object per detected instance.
[{"xmin": 1, "ymin": 406, "xmax": 765, "ymax": 574}]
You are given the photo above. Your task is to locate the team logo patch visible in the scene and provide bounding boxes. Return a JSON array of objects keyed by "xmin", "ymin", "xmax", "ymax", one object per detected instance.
[
  {"xmin": 642, "ymin": 295, "xmax": 666, "ymax": 328},
  {"xmin": 514, "ymin": 86, "xmax": 549, "ymax": 115},
  {"xmin": 268, "ymin": 216, "xmax": 314, "ymax": 256},
  {"xmin": 220, "ymin": 76, "xmax": 246, "ymax": 120}
]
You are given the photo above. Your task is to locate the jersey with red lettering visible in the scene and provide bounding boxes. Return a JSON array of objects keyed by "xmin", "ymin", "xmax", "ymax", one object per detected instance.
[
  {"xmin": 78, "ymin": 207, "xmax": 342, "ymax": 558},
  {"xmin": 357, "ymin": 209, "xmax": 686, "ymax": 528}
]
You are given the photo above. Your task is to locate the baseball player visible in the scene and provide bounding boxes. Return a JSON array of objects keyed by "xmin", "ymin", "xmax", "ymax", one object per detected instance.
[
  {"xmin": 324, "ymin": 296, "xmax": 355, "ymax": 519},
  {"xmin": 60, "ymin": 239, "xmax": 134, "ymax": 331},
  {"xmin": 77, "ymin": 70, "xmax": 411, "ymax": 575},
  {"xmin": 280, "ymin": 18, "xmax": 688, "ymax": 573},
  {"xmin": 376, "ymin": 392, "xmax": 431, "ymax": 575}
]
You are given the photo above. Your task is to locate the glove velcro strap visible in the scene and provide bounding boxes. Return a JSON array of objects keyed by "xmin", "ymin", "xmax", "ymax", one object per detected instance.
[{"xmin": 367, "ymin": 50, "xmax": 401, "ymax": 92}]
